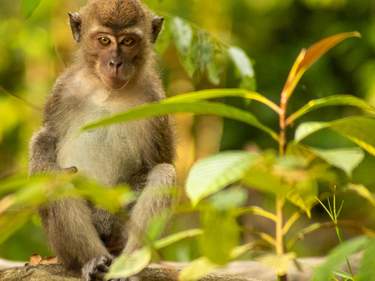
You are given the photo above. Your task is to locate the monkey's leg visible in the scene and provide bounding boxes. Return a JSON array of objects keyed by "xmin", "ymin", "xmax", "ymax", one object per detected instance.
[
  {"xmin": 40, "ymin": 198, "xmax": 111, "ymax": 281},
  {"xmin": 124, "ymin": 163, "xmax": 176, "ymax": 254}
]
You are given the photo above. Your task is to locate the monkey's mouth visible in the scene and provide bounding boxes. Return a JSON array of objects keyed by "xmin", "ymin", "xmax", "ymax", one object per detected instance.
[{"xmin": 99, "ymin": 72, "xmax": 130, "ymax": 90}]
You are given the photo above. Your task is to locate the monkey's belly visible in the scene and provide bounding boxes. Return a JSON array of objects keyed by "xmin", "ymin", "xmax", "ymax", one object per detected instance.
[{"xmin": 57, "ymin": 123, "xmax": 145, "ymax": 186}]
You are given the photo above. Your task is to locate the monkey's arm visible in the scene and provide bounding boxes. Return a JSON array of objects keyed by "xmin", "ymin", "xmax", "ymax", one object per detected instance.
[
  {"xmin": 124, "ymin": 163, "xmax": 176, "ymax": 254},
  {"xmin": 29, "ymin": 128, "xmax": 60, "ymax": 174}
]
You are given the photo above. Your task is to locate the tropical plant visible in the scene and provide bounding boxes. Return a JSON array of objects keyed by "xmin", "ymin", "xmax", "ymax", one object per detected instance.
[{"xmin": 82, "ymin": 32, "xmax": 375, "ymax": 281}]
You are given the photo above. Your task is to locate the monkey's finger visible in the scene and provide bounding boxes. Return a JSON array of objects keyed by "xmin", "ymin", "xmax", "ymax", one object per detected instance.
[
  {"xmin": 96, "ymin": 263, "xmax": 109, "ymax": 273},
  {"xmin": 63, "ymin": 167, "xmax": 78, "ymax": 174},
  {"xmin": 89, "ymin": 270, "xmax": 106, "ymax": 281}
]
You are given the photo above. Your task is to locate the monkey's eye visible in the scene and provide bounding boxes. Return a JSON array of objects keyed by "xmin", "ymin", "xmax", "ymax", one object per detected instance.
[
  {"xmin": 121, "ymin": 37, "xmax": 136, "ymax": 47},
  {"xmin": 98, "ymin": 37, "xmax": 111, "ymax": 46}
]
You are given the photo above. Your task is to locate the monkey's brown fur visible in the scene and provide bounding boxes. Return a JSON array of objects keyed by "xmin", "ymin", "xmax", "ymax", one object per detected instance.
[{"xmin": 29, "ymin": 1, "xmax": 175, "ymax": 280}]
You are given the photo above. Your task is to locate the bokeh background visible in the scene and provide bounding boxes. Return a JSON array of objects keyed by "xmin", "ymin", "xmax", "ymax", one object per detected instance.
[{"xmin": 0, "ymin": 0, "xmax": 374, "ymax": 262}]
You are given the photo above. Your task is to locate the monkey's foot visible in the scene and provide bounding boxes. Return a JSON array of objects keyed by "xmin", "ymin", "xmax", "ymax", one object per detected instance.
[{"xmin": 82, "ymin": 255, "xmax": 112, "ymax": 281}]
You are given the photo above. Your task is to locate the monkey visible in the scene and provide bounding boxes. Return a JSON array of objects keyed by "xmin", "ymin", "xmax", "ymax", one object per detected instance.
[{"xmin": 29, "ymin": 0, "xmax": 176, "ymax": 280}]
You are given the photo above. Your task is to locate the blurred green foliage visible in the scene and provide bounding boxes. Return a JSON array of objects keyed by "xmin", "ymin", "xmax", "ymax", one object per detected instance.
[{"xmin": 0, "ymin": 0, "xmax": 375, "ymax": 277}]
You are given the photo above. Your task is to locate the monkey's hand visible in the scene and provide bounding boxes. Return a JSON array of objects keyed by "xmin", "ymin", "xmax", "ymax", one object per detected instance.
[
  {"xmin": 82, "ymin": 255, "xmax": 128, "ymax": 281},
  {"xmin": 62, "ymin": 166, "xmax": 78, "ymax": 174}
]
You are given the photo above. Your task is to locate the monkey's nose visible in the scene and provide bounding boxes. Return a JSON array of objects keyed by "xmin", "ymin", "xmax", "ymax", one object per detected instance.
[{"xmin": 109, "ymin": 58, "xmax": 123, "ymax": 70}]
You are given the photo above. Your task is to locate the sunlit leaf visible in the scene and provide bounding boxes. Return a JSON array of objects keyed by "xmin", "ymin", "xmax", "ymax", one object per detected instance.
[
  {"xmin": 309, "ymin": 147, "xmax": 365, "ymax": 177},
  {"xmin": 209, "ymin": 187, "xmax": 248, "ymax": 211},
  {"xmin": 21, "ymin": 0, "xmax": 41, "ymax": 18},
  {"xmin": 228, "ymin": 46, "xmax": 256, "ymax": 89},
  {"xmin": 82, "ymin": 101, "xmax": 278, "ymax": 140},
  {"xmin": 179, "ymin": 257, "xmax": 219, "ymax": 281},
  {"xmin": 347, "ymin": 184, "xmax": 375, "ymax": 207},
  {"xmin": 286, "ymin": 180, "xmax": 318, "ymax": 217},
  {"xmin": 106, "ymin": 247, "xmax": 152, "ymax": 279},
  {"xmin": 200, "ymin": 210, "xmax": 239, "ymax": 264},
  {"xmin": 243, "ymin": 154, "xmax": 327, "ymax": 215},
  {"xmin": 287, "ymin": 95, "xmax": 375, "ymax": 125},
  {"xmin": 357, "ymin": 238, "xmax": 375, "ymax": 281},
  {"xmin": 312, "ymin": 236, "xmax": 368, "ymax": 281},
  {"xmin": 295, "ymin": 122, "xmax": 330, "ymax": 143},
  {"xmin": 0, "ymin": 211, "xmax": 33, "ymax": 244},
  {"xmin": 258, "ymin": 253, "xmax": 296, "ymax": 276},
  {"xmin": 170, "ymin": 17, "xmax": 195, "ymax": 76},
  {"xmin": 281, "ymin": 32, "xmax": 360, "ymax": 101},
  {"xmin": 186, "ymin": 151, "xmax": 258, "ymax": 206},
  {"xmin": 164, "ymin": 89, "xmax": 280, "ymax": 113},
  {"xmin": 295, "ymin": 117, "xmax": 375, "ymax": 156},
  {"xmin": 154, "ymin": 229, "xmax": 203, "ymax": 250}
]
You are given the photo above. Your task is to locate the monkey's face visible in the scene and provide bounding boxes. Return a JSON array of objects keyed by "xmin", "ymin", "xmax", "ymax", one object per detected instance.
[
  {"xmin": 89, "ymin": 28, "xmax": 145, "ymax": 90},
  {"xmin": 69, "ymin": 0, "xmax": 164, "ymax": 90}
]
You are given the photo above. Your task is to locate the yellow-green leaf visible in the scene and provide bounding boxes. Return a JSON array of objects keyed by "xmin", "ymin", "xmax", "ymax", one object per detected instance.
[
  {"xmin": 186, "ymin": 151, "xmax": 258, "ymax": 206},
  {"xmin": 164, "ymin": 89, "xmax": 280, "ymax": 113},
  {"xmin": 82, "ymin": 101, "xmax": 278, "ymax": 141},
  {"xmin": 106, "ymin": 247, "xmax": 151, "ymax": 279},
  {"xmin": 281, "ymin": 32, "xmax": 360, "ymax": 101},
  {"xmin": 287, "ymin": 95, "xmax": 375, "ymax": 125}
]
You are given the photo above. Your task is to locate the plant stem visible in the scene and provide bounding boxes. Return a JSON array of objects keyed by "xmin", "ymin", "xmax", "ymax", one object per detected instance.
[
  {"xmin": 276, "ymin": 198, "xmax": 285, "ymax": 256},
  {"xmin": 276, "ymin": 94, "xmax": 288, "ymax": 281}
]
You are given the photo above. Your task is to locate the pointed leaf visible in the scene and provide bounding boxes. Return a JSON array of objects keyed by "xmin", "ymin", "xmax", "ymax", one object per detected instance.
[
  {"xmin": 165, "ymin": 89, "xmax": 280, "ymax": 113},
  {"xmin": 106, "ymin": 247, "xmax": 151, "ymax": 279},
  {"xmin": 312, "ymin": 236, "xmax": 368, "ymax": 281},
  {"xmin": 348, "ymin": 184, "xmax": 375, "ymax": 207},
  {"xmin": 295, "ymin": 122, "xmax": 330, "ymax": 142},
  {"xmin": 357, "ymin": 238, "xmax": 375, "ymax": 281},
  {"xmin": 281, "ymin": 32, "xmax": 360, "ymax": 101},
  {"xmin": 186, "ymin": 151, "xmax": 258, "ymax": 206},
  {"xmin": 309, "ymin": 147, "xmax": 365, "ymax": 177},
  {"xmin": 295, "ymin": 117, "xmax": 375, "ymax": 156},
  {"xmin": 154, "ymin": 229, "xmax": 203, "ymax": 249},
  {"xmin": 200, "ymin": 211, "xmax": 239, "ymax": 264},
  {"xmin": 331, "ymin": 116, "xmax": 375, "ymax": 156},
  {"xmin": 170, "ymin": 17, "xmax": 195, "ymax": 77},
  {"xmin": 21, "ymin": 0, "xmax": 41, "ymax": 18},
  {"xmin": 287, "ymin": 95, "xmax": 375, "ymax": 125},
  {"xmin": 179, "ymin": 257, "xmax": 219, "ymax": 281},
  {"xmin": 82, "ymin": 101, "xmax": 278, "ymax": 140},
  {"xmin": 228, "ymin": 47, "xmax": 256, "ymax": 89}
]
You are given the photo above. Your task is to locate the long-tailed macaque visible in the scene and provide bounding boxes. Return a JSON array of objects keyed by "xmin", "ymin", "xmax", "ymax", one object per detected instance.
[{"xmin": 29, "ymin": 0, "xmax": 176, "ymax": 280}]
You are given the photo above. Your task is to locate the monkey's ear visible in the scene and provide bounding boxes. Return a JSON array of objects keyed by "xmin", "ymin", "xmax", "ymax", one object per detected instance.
[
  {"xmin": 68, "ymin": 12, "xmax": 82, "ymax": 43},
  {"xmin": 151, "ymin": 16, "xmax": 164, "ymax": 43}
]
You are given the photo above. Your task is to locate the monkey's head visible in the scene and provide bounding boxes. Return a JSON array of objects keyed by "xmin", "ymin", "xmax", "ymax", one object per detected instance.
[{"xmin": 69, "ymin": 0, "xmax": 163, "ymax": 90}]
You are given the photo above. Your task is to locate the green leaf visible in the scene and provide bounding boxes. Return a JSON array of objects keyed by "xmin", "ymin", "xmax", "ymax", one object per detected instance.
[
  {"xmin": 228, "ymin": 47, "xmax": 256, "ymax": 89},
  {"xmin": 312, "ymin": 236, "xmax": 369, "ymax": 281},
  {"xmin": 164, "ymin": 89, "xmax": 280, "ymax": 113},
  {"xmin": 258, "ymin": 253, "xmax": 296, "ymax": 276},
  {"xmin": 287, "ymin": 95, "xmax": 375, "ymax": 125},
  {"xmin": 281, "ymin": 32, "xmax": 360, "ymax": 101},
  {"xmin": 357, "ymin": 238, "xmax": 375, "ymax": 281},
  {"xmin": 347, "ymin": 184, "xmax": 375, "ymax": 207},
  {"xmin": 186, "ymin": 151, "xmax": 258, "ymax": 206},
  {"xmin": 200, "ymin": 210, "xmax": 239, "ymax": 265},
  {"xmin": 295, "ymin": 122, "xmax": 330, "ymax": 143},
  {"xmin": 331, "ymin": 117, "xmax": 375, "ymax": 156},
  {"xmin": 106, "ymin": 247, "xmax": 152, "ymax": 279},
  {"xmin": 243, "ymin": 155, "xmax": 327, "ymax": 215},
  {"xmin": 0, "ymin": 211, "xmax": 33, "ymax": 244},
  {"xmin": 309, "ymin": 147, "xmax": 365, "ymax": 177},
  {"xmin": 82, "ymin": 101, "xmax": 278, "ymax": 140},
  {"xmin": 179, "ymin": 257, "xmax": 219, "ymax": 281},
  {"xmin": 154, "ymin": 229, "xmax": 203, "ymax": 250},
  {"xmin": 295, "ymin": 117, "xmax": 375, "ymax": 156},
  {"xmin": 209, "ymin": 187, "xmax": 248, "ymax": 211},
  {"xmin": 21, "ymin": 0, "xmax": 41, "ymax": 18},
  {"xmin": 170, "ymin": 17, "xmax": 195, "ymax": 77}
]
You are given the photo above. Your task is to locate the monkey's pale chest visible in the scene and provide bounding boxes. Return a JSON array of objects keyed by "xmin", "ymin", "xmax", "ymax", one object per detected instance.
[{"xmin": 57, "ymin": 107, "xmax": 149, "ymax": 186}]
